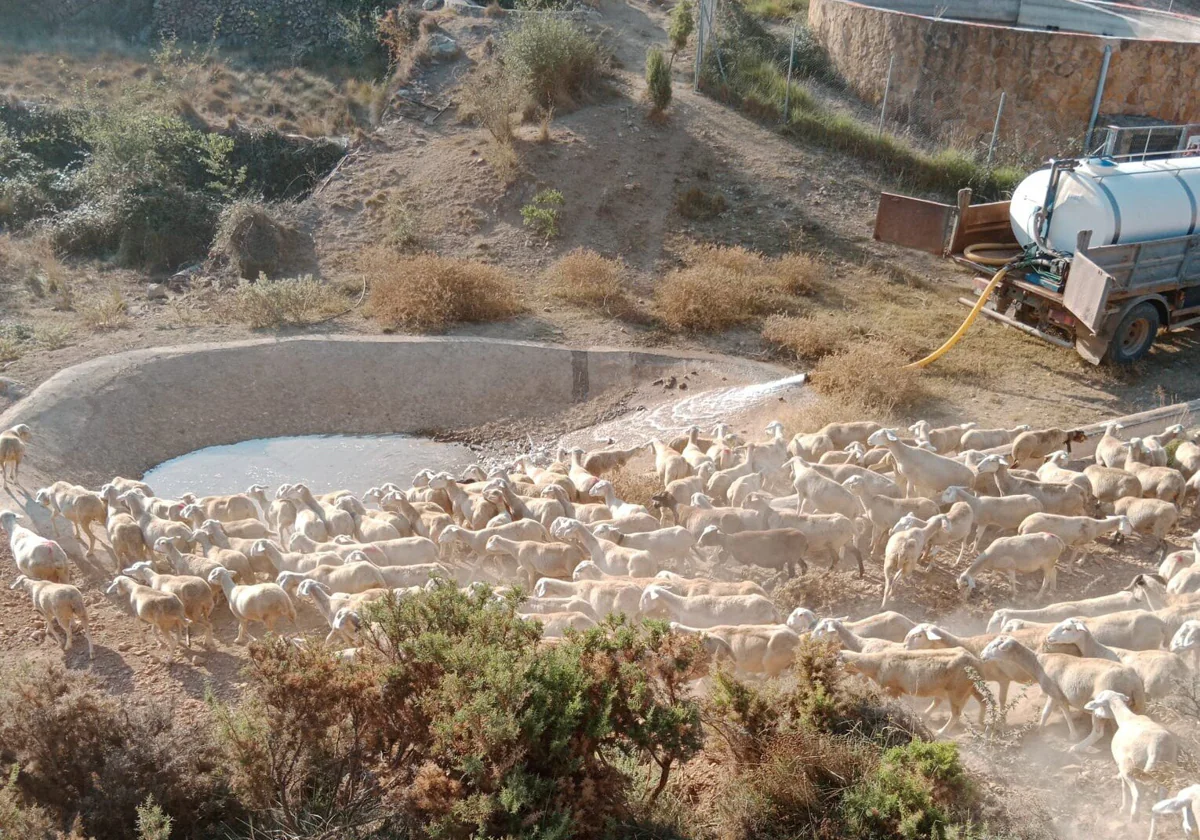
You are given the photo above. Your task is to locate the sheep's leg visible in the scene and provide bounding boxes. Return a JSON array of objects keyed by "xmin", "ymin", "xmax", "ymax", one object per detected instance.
[
  {"xmin": 954, "ymin": 540, "xmax": 967, "ymax": 567},
  {"xmin": 973, "ymin": 525, "xmax": 990, "ymax": 553},
  {"xmin": 79, "ymin": 613, "xmax": 94, "ymax": 660},
  {"xmin": 846, "ymin": 545, "xmax": 864, "ymax": 578},
  {"xmin": 1008, "ymin": 570, "xmax": 1018, "ymax": 595},
  {"xmin": 1127, "ymin": 775, "xmax": 1141, "ymax": 822},
  {"xmin": 935, "ymin": 694, "xmax": 963, "ymax": 736},
  {"xmin": 922, "ymin": 698, "xmax": 939, "ymax": 715},
  {"xmin": 44, "ymin": 616, "xmax": 66, "ymax": 650},
  {"xmin": 1038, "ymin": 697, "xmax": 1055, "ymax": 729},
  {"xmin": 234, "ymin": 621, "xmax": 251, "ymax": 645},
  {"xmin": 996, "ymin": 680, "xmax": 1010, "ymax": 721}
]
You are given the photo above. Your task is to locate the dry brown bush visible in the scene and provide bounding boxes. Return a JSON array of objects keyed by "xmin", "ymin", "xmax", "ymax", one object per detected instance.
[
  {"xmin": 762, "ymin": 313, "xmax": 864, "ymax": 362},
  {"xmin": 769, "ymin": 253, "xmax": 822, "ymax": 296},
  {"xmin": 364, "ymin": 249, "xmax": 524, "ymax": 331},
  {"xmin": 809, "ymin": 339, "xmax": 928, "ymax": 417},
  {"xmin": 607, "ymin": 465, "xmax": 660, "ymax": 509},
  {"xmin": 546, "ymin": 248, "xmax": 636, "ymax": 317},
  {"xmin": 75, "ymin": 287, "xmax": 130, "ymax": 331},
  {"xmin": 676, "ymin": 187, "xmax": 726, "ymax": 220},
  {"xmin": 222, "ymin": 275, "xmax": 347, "ymax": 328},
  {"xmin": 656, "ymin": 245, "xmax": 814, "ymax": 331}
]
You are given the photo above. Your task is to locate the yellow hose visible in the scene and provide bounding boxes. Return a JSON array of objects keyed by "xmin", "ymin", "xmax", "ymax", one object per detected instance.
[
  {"xmin": 903, "ymin": 266, "xmax": 1010, "ymax": 370},
  {"xmin": 963, "ymin": 242, "xmax": 1020, "ymax": 267}
]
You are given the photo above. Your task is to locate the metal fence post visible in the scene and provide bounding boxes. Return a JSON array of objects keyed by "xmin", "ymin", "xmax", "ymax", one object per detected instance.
[
  {"xmin": 1083, "ymin": 44, "xmax": 1112, "ymax": 154},
  {"xmin": 783, "ymin": 20, "xmax": 797, "ymax": 123},
  {"xmin": 693, "ymin": 0, "xmax": 705, "ymax": 91},
  {"xmin": 878, "ymin": 55, "xmax": 894, "ymax": 136},
  {"xmin": 986, "ymin": 91, "xmax": 1005, "ymax": 167}
]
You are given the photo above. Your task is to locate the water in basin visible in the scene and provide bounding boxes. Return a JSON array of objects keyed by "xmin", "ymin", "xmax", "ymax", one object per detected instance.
[{"xmin": 143, "ymin": 435, "xmax": 477, "ymax": 498}]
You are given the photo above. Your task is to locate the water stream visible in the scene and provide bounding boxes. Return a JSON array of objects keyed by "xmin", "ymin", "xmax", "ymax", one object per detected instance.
[
  {"xmin": 143, "ymin": 435, "xmax": 476, "ymax": 498},
  {"xmin": 573, "ymin": 371, "xmax": 810, "ymax": 445}
]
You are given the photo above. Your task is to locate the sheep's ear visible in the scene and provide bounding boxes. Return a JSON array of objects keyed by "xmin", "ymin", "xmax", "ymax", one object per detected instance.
[
  {"xmin": 926, "ymin": 627, "xmax": 944, "ymax": 641},
  {"xmin": 885, "ymin": 430, "xmax": 897, "ymax": 441}
]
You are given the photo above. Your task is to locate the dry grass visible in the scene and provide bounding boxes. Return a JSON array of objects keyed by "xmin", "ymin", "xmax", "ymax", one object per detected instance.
[
  {"xmin": 656, "ymin": 245, "xmax": 808, "ymax": 331},
  {"xmin": 809, "ymin": 340, "xmax": 928, "ymax": 418},
  {"xmin": 675, "ymin": 187, "xmax": 727, "ymax": 220},
  {"xmin": 607, "ymin": 466, "xmax": 660, "ymax": 509},
  {"xmin": 545, "ymin": 248, "xmax": 636, "ymax": 317},
  {"xmin": 34, "ymin": 324, "xmax": 73, "ymax": 350},
  {"xmin": 75, "ymin": 287, "xmax": 130, "ymax": 331},
  {"xmin": 222, "ymin": 275, "xmax": 347, "ymax": 328},
  {"xmin": 485, "ymin": 141, "xmax": 521, "ymax": 186},
  {"xmin": 0, "ymin": 336, "xmax": 21, "ymax": 363},
  {"xmin": 761, "ymin": 312, "xmax": 863, "ymax": 362},
  {"xmin": 0, "ymin": 40, "xmax": 383, "ymax": 137},
  {"xmin": 769, "ymin": 253, "xmax": 822, "ymax": 296},
  {"xmin": 364, "ymin": 249, "xmax": 524, "ymax": 331}
]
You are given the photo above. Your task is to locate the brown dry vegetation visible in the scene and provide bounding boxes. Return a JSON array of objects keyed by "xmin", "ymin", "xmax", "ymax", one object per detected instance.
[
  {"xmin": 655, "ymin": 245, "xmax": 815, "ymax": 331},
  {"xmin": 545, "ymin": 248, "xmax": 637, "ymax": 317},
  {"xmin": 607, "ymin": 464, "xmax": 660, "ymax": 509},
  {"xmin": 364, "ymin": 249, "xmax": 525, "ymax": 331}
]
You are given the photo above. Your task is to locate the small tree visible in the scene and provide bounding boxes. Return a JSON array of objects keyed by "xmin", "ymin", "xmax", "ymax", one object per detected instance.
[
  {"xmin": 669, "ymin": 0, "xmax": 694, "ymax": 64},
  {"xmin": 646, "ymin": 48, "xmax": 672, "ymax": 115}
]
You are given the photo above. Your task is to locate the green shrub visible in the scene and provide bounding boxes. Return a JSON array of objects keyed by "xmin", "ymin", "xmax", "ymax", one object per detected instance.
[
  {"xmin": 225, "ymin": 128, "xmax": 346, "ymax": 201},
  {"xmin": 676, "ymin": 186, "xmax": 727, "ymax": 219},
  {"xmin": 214, "ymin": 584, "xmax": 708, "ymax": 837},
  {"xmin": 521, "ymin": 188, "xmax": 565, "ymax": 239},
  {"xmin": 111, "ymin": 184, "xmax": 220, "ymax": 271},
  {"xmin": 646, "ymin": 47, "xmax": 673, "ymax": 114},
  {"xmin": 669, "ymin": 0, "xmax": 695, "ymax": 57},
  {"xmin": 502, "ymin": 16, "xmax": 606, "ymax": 109}
]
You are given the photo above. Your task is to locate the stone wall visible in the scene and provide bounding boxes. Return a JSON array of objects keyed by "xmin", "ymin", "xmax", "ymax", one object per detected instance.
[{"xmin": 808, "ymin": 0, "xmax": 1200, "ymax": 156}]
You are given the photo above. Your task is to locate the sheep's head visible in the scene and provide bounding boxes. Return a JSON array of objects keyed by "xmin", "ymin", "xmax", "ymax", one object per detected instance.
[
  {"xmin": 10, "ymin": 424, "xmax": 31, "ymax": 442},
  {"xmin": 105, "ymin": 576, "xmax": 133, "ymax": 596},
  {"xmin": 1046, "ymin": 618, "xmax": 1088, "ymax": 645},
  {"xmin": 1045, "ymin": 450, "xmax": 1069, "ymax": 466},
  {"xmin": 276, "ymin": 572, "xmax": 302, "ymax": 592},
  {"xmin": 903, "ymin": 623, "xmax": 944, "ymax": 649},
  {"xmin": 649, "ymin": 491, "xmax": 671, "ymax": 509},
  {"xmin": 908, "ymin": 420, "xmax": 929, "ymax": 436},
  {"xmin": 1151, "ymin": 786, "xmax": 1200, "ymax": 834},
  {"xmin": 638, "ymin": 586, "xmax": 669, "ymax": 618},
  {"xmin": 842, "ymin": 475, "xmax": 864, "ymax": 494},
  {"xmin": 34, "ymin": 489, "xmax": 51, "ymax": 508},
  {"xmin": 180, "ymin": 504, "xmax": 204, "ymax": 522},
  {"xmin": 1116, "ymin": 516, "xmax": 1133, "ymax": 536},
  {"xmin": 810, "ymin": 619, "xmax": 843, "ymax": 642},
  {"xmin": 592, "ymin": 524, "xmax": 621, "ymax": 543},
  {"xmin": 979, "ymin": 635, "xmax": 1016, "ymax": 661},
  {"xmin": 764, "ymin": 421, "xmax": 784, "ymax": 437},
  {"xmin": 974, "ymin": 455, "xmax": 1003, "ymax": 475},
  {"xmin": 956, "ymin": 570, "xmax": 977, "ymax": 594},
  {"xmin": 696, "ymin": 461, "xmax": 716, "ymax": 480},
  {"xmin": 784, "ymin": 607, "xmax": 817, "ymax": 633},
  {"xmin": 866, "ymin": 429, "xmax": 897, "ymax": 447},
  {"xmin": 1171, "ymin": 620, "xmax": 1200, "ymax": 653},
  {"xmin": 121, "ymin": 561, "xmax": 153, "ymax": 579},
  {"xmin": 484, "ymin": 535, "xmax": 504, "ymax": 554},
  {"xmin": 572, "ymin": 561, "xmax": 602, "ymax": 581},
  {"xmin": 1000, "ymin": 619, "xmax": 1027, "ymax": 633},
  {"xmin": 345, "ymin": 550, "xmax": 371, "ymax": 564},
  {"xmin": 1083, "ymin": 690, "xmax": 1128, "ymax": 719},
  {"xmin": 8, "ymin": 575, "xmax": 28, "ymax": 591},
  {"xmin": 697, "ymin": 525, "xmax": 721, "ymax": 547},
  {"xmin": 891, "ymin": 513, "xmax": 922, "ymax": 534},
  {"xmin": 331, "ymin": 535, "xmax": 356, "ymax": 545},
  {"xmin": 689, "ymin": 493, "xmax": 713, "ymax": 509},
  {"xmin": 1066, "ymin": 429, "xmax": 1088, "ymax": 444},
  {"xmin": 437, "ymin": 527, "xmax": 463, "ymax": 546},
  {"xmin": 588, "ymin": 481, "xmax": 612, "ymax": 500},
  {"xmin": 0, "ymin": 510, "xmax": 21, "ymax": 531}
]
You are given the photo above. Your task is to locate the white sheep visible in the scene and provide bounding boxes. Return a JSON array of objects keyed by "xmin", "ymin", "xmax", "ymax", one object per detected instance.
[
  {"xmin": 1046, "ymin": 618, "xmax": 1187, "ymax": 699},
  {"xmin": 790, "ymin": 458, "xmax": 861, "ymax": 518},
  {"xmin": 532, "ymin": 578, "xmax": 643, "ymax": 619},
  {"xmin": 959, "ymin": 424, "xmax": 1031, "ymax": 452},
  {"xmin": 843, "ymin": 474, "xmax": 938, "ymax": 555},
  {"xmin": 787, "ymin": 608, "xmax": 916, "ymax": 642},
  {"xmin": 208, "ymin": 566, "xmax": 297, "ymax": 645},
  {"xmin": 638, "ymin": 585, "xmax": 778, "ymax": 628},
  {"xmin": 882, "ymin": 515, "xmax": 950, "ymax": 608},
  {"xmin": 0, "ymin": 510, "xmax": 70, "ymax": 583},
  {"xmin": 654, "ymin": 571, "xmax": 767, "ymax": 597},
  {"xmin": 0, "ymin": 424, "xmax": 32, "ymax": 487},
  {"xmin": 670, "ymin": 622, "xmax": 801, "ymax": 677},
  {"xmin": 1150, "ymin": 785, "xmax": 1200, "ymax": 840},
  {"xmin": 980, "ymin": 635, "xmax": 1146, "ymax": 741},
  {"xmin": 10, "ymin": 575, "xmax": 92, "ymax": 659},
  {"xmin": 35, "ymin": 482, "xmax": 107, "ymax": 553},
  {"xmin": 122, "ymin": 561, "xmax": 215, "ymax": 647},
  {"xmin": 1073, "ymin": 690, "xmax": 1180, "ymax": 826},
  {"xmin": 1125, "ymin": 438, "xmax": 1187, "ymax": 506},
  {"xmin": 1016, "ymin": 513, "xmax": 1131, "ymax": 565},
  {"xmin": 958, "ymin": 532, "xmax": 1065, "ymax": 597},
  {"xmin": 1083, "ymin": 464, "xmax": 1143, "ymax": 506},
  {"xmin": 909, "ymin": 421, "xmax": 975, "ymax": 455},
  {"xmin": 992, "ymin": 461, "xmax": 1088, "ymax": 516},
  {"xmin": 592, "ymin": 523, "xmax": 698, "ymax": 568},
  {"xmin": 1096, "ymin": 422, "xmax": 1130, "ymax": 468},
  {"xmin": 106, "ymin": 575, "xmax": 188, "ymax": 662},
  {"xmin": 840, "ymin": 648, "xmax": 984, "ymax": 735},
  {"xmin": 866, "ymin": 429, "xmax": 975, "ymax": 498},
  {"xmin": 811, "ymin": 618, "xmax": 899, "ymax": 653},
  {"xmin": 1113, "ymin": 497, "xmax": 1179, "ymax": 550}
]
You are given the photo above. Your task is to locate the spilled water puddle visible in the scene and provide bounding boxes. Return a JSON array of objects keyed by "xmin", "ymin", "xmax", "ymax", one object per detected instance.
[{"xmin": 143, "ymin": 435, "xmax": 477, "ymax": 498}]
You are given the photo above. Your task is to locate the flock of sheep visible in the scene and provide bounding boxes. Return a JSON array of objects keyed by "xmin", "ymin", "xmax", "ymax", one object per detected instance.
[{"xmin": 5, "ymin": 415, "xmax": 1200, "ymax": 837}]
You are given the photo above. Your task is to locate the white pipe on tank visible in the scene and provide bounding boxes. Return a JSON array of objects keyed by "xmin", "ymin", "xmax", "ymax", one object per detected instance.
[{"xmin": 1010, "ymin": 155, "xmax": 1200, "ymax": 254}]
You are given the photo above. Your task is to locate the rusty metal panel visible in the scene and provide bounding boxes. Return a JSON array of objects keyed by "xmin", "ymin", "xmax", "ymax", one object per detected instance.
[
  {"xmin": 873, "ymin": 193, "xmax": 954, "ymax": 254},
  {"xmin": 949, "ymin": 198, "xmax": 1017, "ymax": 255},
  {"xmin": 1064, "ymin": 251, "xmax": 1113, "ymax": 334}
]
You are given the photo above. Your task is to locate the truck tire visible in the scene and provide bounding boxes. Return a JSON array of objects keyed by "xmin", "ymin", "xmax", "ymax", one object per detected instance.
[{"xmin": 1107, "ymin": 302, "xmax": 1160, "ymax": 364}]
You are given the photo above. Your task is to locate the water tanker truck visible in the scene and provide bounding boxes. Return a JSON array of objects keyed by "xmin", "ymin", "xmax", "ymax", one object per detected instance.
[{"xmin": 875, "ymin": 153, "xmax": 1200, "ymax": 364}]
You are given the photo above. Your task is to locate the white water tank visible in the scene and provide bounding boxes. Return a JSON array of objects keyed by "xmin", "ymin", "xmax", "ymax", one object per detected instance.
[{"xmin": 1009, "ymin": 155, "xmax": 1200, "ymax": 254}]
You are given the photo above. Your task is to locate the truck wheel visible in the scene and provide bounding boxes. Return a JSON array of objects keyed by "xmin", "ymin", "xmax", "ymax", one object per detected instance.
[{"xmin": 1108, "ymin": 302, "xmax": 1160, "ymax": 364}]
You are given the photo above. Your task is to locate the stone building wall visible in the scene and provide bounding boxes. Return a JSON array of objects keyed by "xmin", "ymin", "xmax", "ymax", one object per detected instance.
[{"xmin": 808, "ymin": 0, "xmax": 1200, "ymax": 156}]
